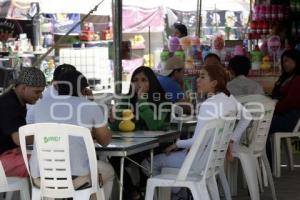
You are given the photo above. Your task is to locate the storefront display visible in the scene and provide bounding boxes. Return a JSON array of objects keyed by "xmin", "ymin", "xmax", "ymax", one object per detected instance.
[{"xmin": 59, "ymin": 47, "xmax": 113, "ymax": 91}]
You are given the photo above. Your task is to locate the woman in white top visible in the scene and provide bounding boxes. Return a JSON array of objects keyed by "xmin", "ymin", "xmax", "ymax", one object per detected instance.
[{"xmin": 143, "ymin": 64, "xmax": 250, "ymax": 175}]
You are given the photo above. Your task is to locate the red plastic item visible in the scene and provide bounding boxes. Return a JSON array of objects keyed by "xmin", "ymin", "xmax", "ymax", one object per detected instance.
[
  {"xmin": 257, "ymin": 21, "xmax": 264, "ymax": 34},
  {"xmin": 80, "ymin": 22, "xmax": 95, "ymax": 41},
  {"xmin": 262, "ymin": 21, "xmax": 269, "ymax": 34},
  {"xmin": 251, "ymin": 21, "xmax": 258, "ymax": 31},
  {"xmin": 79, "ymin": 31, "xmax": 94, "ymax": 41}
]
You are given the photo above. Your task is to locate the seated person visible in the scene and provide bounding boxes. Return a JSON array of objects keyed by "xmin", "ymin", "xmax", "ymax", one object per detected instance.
[
  {"xmin": 109, "ymin": 66, "xmax": 171, "ymax": 200},
  {"xmin": 29, "ymin": 70, "xmax": 114, "ymax": 200},
  {"xmin": 227, "ymin": 55, "xmax": 264, "ymax": 96},
  {"xmin": 157, "ymin": 56, "xmax": 185, "ymax": 103},
  {"xmin": 26, "ymin": 63, "xmax": 76, "ymax": 123},
  {"xmin": 110, "ymin": 66, "xmax": 171, "ymax": 131},
  {"xmin": 204, "ymin": 53, "xmax": 221, "ymax": 65},
  {"xmin": 0, "ymin": 67, "xmax": 45, "ymax": 177},
  {"xmin": 142, "ymin": 64, "xmax": 249, "ymax": 175},
  {"xmin": 267, "ymin": 49, "xmax": 300, "ymax": 164},
  {"xmin": 157, "ymin": 56, "xmax": 192, "ymax": 113},
  {"xmin": 270, "ymin": 49, "xmax": 300, "ymax": 132},
  {"xmin": 44, "ymin": 63, "xmax": 76, "ymax": 98}
]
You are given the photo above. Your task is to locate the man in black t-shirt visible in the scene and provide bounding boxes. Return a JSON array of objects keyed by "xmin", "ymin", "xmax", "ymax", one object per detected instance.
[{"xmin": 0, "ymin": 67, "xmax": 45, "ymax": 177}]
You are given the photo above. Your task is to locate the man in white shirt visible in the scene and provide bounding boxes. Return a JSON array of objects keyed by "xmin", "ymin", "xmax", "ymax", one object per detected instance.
[
  {"xmin": 26, "ymin": 64, "xmax": 76, "ymax": 124},
  {"xmin": 29, "ymin": 70, "xmax": 114, "ymax": 200}
]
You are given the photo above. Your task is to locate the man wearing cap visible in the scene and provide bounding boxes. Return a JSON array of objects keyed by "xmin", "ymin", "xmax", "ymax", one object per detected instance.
[
  {"xmin": 157, "ymin": 56, "xmax": 186, "ymax": 103},
  {"xmin": 26, "ymin": 63, "xmax": 76, "ymax": 124},
  {"xmin": 0, "ymin": 67, "xmax": 46, "ymax": 177}
]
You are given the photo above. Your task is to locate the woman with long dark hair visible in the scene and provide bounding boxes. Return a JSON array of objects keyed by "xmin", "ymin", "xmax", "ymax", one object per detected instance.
[
  {"xmin": 110, "ymin": 66, "xmax": 170, "ymax": 131},
  {"xmin": 272, "ymin": 50, "xmax": 300, "ymax": 100},
  {"xmin": 109, "ymin": 66, "xmax": 171, "ymax": 200},
  {"xmin": 267, "ymin": 49, "xmax": 300, "ymax": 163},
  {"xmin": 270, "ymin": 49, "xmax": 300, "ymax": 130}
]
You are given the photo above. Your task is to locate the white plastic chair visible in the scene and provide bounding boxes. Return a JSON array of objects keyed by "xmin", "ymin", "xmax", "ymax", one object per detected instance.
[
  {"xmin": 125, "ymin": 104, "xmax": 184, "ymax": 194},
  {"xmin": 231, "ymin": 94, "xmax": 277, "ymax": 200},
  {"xmin": 19, "ymin": 123, "xmax": 105, "ymax": 200},
  {"xmin": 170, "ymin": 104, "xmax": 184, "ymax": 132},
  {"xmin": 272, "ymin": 118, "xmax": 300, "ymax": 178},
  {"xmin": 145, "ymin": 119, "xmax": 225, "ymax": 200},
  {"xmin": 157, "ymin": 116, "xmax": 236, "ymax": 200},
  {"xmin": 0, "ymin": 161, "xmax": 30, "ymax": 200},
  {"xmin": 213, "ymin": 114, "xmax": 237, "ymax": 200}
]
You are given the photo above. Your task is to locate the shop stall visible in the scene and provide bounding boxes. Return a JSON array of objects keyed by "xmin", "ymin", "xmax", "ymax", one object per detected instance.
[
  {"xmin": 0, "ymin": 0, "xmax": 42, "ymax": 90},
  {"xmin": 2, "ymin": 0, "xmax": 298, "ymax": 96}
]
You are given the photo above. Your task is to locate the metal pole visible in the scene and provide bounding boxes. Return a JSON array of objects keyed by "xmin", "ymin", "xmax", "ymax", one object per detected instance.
[
  {"xmin": 32, "ymin": 3, "xmax": 41, "ymax": 51},
  {"xmin": 148, "ymin": 26, "xmax": 151, "ymax": 67},
  {"xmin": 112, "ymin": 0, "xmax": 122, "ymax": 94},
  {"xmin": 248, "ymin": 0, "xmax": 254, "ymax": 51},
  {"xmin": 32, "ymin": 16, "xmax": 40, "ymax": 51},
  {"xmin": 119, "ymin": 157, "xmax": 124, "ymax": 200},
  {"xmin": 199, "ymin": 0, "xmax": 202, "ymax": 36},
  {"xmin": 196, "ymin": 0, "xmax": 199, "ymax": 36},
  {"xmin": 196, "ymin": 0, "xmax": 202, "ymax": 37}
]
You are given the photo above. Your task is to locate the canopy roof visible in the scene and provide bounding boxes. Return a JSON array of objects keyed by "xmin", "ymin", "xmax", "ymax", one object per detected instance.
[{"xmin": 0, "ymin": 0, "xmax": 250, "ymax": 18}]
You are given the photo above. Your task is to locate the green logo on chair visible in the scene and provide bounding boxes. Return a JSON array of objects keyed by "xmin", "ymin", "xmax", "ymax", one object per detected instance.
[{"xmin": 44, "ymin": 136, "xmax": 61, "ymax": 143}]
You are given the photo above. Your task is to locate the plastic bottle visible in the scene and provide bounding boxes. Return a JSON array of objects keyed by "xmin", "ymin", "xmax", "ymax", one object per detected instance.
[
  {"xmin": 262, "ymin": 21, "xmax": 269, "ymax": 35},
  {"xmin": 257, "ymin": 21, "xmax": 264, "ymax": 35},
  {"xmin": 250, "ymin": 45, "xmax": 263, "ymax": 70},
  {"xmin": 251, "ymin": 21, "xmax": 258, "ymax": 34},
  {"xmin": 159, "ymin": 47, "xmax": 170, "ymax": 70},
  {"xmin": 174, "ymin": 48, "xmax": 185, "ymax": 62},
  {"xmin": 45, "ymin": 59, "xmax": 55, "ymax": 83}
]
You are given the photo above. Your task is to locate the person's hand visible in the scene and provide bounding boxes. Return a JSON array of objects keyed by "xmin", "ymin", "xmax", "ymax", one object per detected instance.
[
  {"xmin": 164, "ymin": 143, "xmax": 177, "ymax": 155},
  {"xmin": 109, "ymin": 106, "xmax": 115, "ymax": 123},
  {"xmin": 83, "ymin": 88, "xmax": 94, "ymax": 101},
  {"xmin": 226, "ymin": 140, "xmax": 234, "ymax": 161},
  {"xmin": 137, "ymin": 86, "xmax": 148, "ymax": 100}
]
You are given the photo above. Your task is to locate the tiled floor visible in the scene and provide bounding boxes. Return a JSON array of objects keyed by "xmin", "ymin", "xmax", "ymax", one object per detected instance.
[
  {"xmin": 3, "ymin": 158, "xmax": 300, "ymax": 200},
  {"xmin": 232, "ymin": 167, "xmax": 300, "ymax": 200},
  {"xmin": 233, "ymin": 164, "xmax": 300, "ymax": 200}
]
